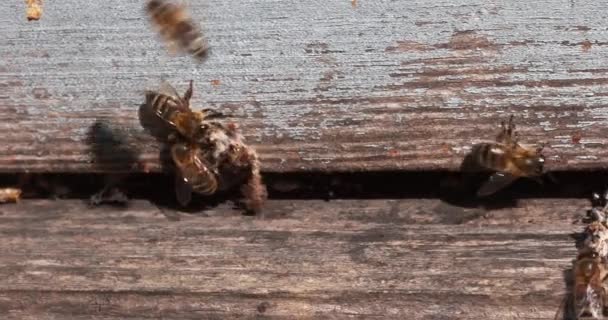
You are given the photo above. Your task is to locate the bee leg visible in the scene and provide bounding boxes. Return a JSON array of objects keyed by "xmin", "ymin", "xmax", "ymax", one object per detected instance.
[
  {"xmin": 507, "ymin": 114, "xmax": 516, "ymax": 134},
  {"xmin": 512, "ymin": 131, "xmax": 520, "ymax": 145},
  {"xmin": 183, "ymin": 80, "xmax": 194, "ymax": 104}
]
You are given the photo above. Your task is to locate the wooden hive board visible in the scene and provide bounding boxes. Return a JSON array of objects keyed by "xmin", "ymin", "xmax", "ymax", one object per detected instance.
[
  {"xmin": 1, "ymin": 0, "xmax": 608, "ymax": 173},
  {"xmin": 0, "ymin": 198, "xmax": 587, "ymax": 319}
]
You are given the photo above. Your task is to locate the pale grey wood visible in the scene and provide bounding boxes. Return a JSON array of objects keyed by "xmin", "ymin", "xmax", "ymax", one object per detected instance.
[
  {"xmin": 0, "ymin": 199, "xmax": 588, "ymax": 319},
  {"xmin": 1, "ymin": 1, "xmax": 607, "ymax": 172}
]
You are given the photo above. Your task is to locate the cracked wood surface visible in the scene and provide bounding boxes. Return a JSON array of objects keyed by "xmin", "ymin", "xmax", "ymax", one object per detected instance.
[
  {"xmin": 1, "ymin": 0, "xmax": 608, "ymax": 173},
  {"xmin": 0, "ymin": 199, "xmax": 587, "ymax": 319}
]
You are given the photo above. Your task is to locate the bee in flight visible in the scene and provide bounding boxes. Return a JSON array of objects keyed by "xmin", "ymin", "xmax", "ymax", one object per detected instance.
[
  {"xmin": 467, "ymin": 115, "xmax": 546, "ymax": 197},
  {"xmin": 145, "ymin": 0, "xmax": 209, "ymax": 61},
  {"xmin": 25, "ymin": 0, "xmax": 43, "ymax": 21},
  {"xmin": 145, "ymin": 80, "xmax": 267, "ymax": 213}
]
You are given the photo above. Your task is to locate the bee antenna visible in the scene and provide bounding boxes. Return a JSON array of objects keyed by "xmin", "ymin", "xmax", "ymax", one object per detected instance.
[{"xmin": 183, "ymin": 80, "xmax": 194, "ymax": 103}]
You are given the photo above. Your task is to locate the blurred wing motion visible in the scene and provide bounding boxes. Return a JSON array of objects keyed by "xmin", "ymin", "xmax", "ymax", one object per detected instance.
[
  {"xmin": 25, "ymin": 0, "xmax": 43, "ymax": 21},
  {"xmin": 174, "ymin": 170, "xmax": 193, "ymax": 207},
  {"xmin": 171, "ymin": 143, "xmax": 217, "ymax": 206},
  {"xmin": 477, "ymin": 172, "xmax": 518, "ymax": 197},
  {"xmin": 145, "ymin": 0, "xmax": 210, "ymax": 61}
]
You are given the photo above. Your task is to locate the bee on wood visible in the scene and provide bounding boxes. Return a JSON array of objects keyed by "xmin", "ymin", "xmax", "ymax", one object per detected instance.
[
  {"xmin": 467, "ymin": 115, "xmax": 545, "ymax": 197},
  {"xmin": 0, "ymin": 188, "xmax": 22, "ymax": 203},
  {"xmin": 573, "ymin": 249, "xmax": 608, "ymax": 319},
  {"xmin": 145, "ymin": 0, "xmax": 209, "ymax": 61},
  {"xmin": 145, "ymin": 80, "xmax": 267, "ymax": 213}
]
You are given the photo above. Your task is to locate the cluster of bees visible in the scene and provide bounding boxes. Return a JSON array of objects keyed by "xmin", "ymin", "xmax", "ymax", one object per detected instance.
[
  {"xmin": 572, "ymin": 192, "xmax": 608, "ymax": 319},
  {"xmin": 12, "ymin": 0, "xmax": 268, "ymax": 213},
  {"xmin": 10, "ymin": 0, "xmax": 550, "ymax": 210},
  {"xmin": 144, "ymin": 0, "xmax": 266, "ymax": 213}
]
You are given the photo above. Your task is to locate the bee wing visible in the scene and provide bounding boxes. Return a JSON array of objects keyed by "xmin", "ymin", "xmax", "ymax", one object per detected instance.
[
  {"xmin": 159, "ymin": 81, "xmax": 190, "ymax": 110},
  {"xmin": 158, "ymin": 80, "xmax": 180, "ymax": 98},
  {"xmin": 477, "ymin": 172, "xmax": 519, "ymax": 197},
  {"xmin": 175, "ymin": 170, "xmax": 193, "ymax": 207}
]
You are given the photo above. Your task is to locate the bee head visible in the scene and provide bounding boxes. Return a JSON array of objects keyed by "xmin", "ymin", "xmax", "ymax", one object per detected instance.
[{"xmin": 523, "ymin": 153, "xmax": 545, "ymax": 176}]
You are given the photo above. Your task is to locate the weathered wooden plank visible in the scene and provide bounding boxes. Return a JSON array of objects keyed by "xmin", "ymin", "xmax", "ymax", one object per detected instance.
[
  {"xmin": 2, "ymin": 0, "xmax": 608, "ymax": 172},
  {"xmin": 0, "ymin": 199, "xmax": 588, "ymax": 319}
]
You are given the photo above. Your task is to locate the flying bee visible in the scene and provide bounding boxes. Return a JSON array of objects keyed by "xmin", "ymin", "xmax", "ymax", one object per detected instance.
[
  {"xmin": 25, "ymin": 0, "xmax": 43, "ymax": 21},
  {"xmin": 145, "ymin": 0, "xmax": 209, "ymax": 61},
  {"xmin": 573, "ymin": 249, "xmax": 608, "ymax": 319},
  {"xmin": 466, "ymin": 115, "xmax": 546, "ymax": 197},
  {"xmin": 0, "ymin": 188, "xmax": 21, "ymax": 203},
  {"xmin": 145, "ymin": 80, "xmax": 267, "ymax": 213}
]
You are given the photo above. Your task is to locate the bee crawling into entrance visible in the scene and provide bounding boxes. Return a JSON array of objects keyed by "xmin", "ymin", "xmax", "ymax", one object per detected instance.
[
  {"xmin": 144, "ymin": 80, "xmax": 267, "ymax": 214},
  {"xmin": 466, "ymin": 115, "xmax": 547, "ymax": 197}
]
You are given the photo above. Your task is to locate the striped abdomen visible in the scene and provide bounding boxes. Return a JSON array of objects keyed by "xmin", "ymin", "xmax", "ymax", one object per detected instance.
[
  {"xmin": 471, "ymin": 143, "xmax": 508, "ymax": 172},
  {"xmin": 171, "ymin": 143, "xmax": 218, "ymax": 195},
  {"xmin": 146, "ymin": 91, "xmax": 185, "ymax": 128},
  {"xmin": 173, "ymin": 21, "xmax": 209, "ymax": 60},
  {"xmin": 146, "ymin": 0, "xmax": 209, "ymax": 61}
]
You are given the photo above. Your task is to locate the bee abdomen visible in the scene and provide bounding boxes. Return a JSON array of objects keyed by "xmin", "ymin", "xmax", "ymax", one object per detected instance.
[
  {"xmin": 191, "ymin": 170, "xmax": 218, "ymax": 195},
  {"xmin": 145, "ymin": 0, "xmax": 208, "ymax": 61},
  {"xmin": 472, "ymin": 143, "xmax": 504, "ymax": 171},
  {"xmin": 148, "ymin": 93, "xmax": 180, "ymax": 122}
]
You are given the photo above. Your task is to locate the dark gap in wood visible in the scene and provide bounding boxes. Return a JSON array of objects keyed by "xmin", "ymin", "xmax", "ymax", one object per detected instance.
[{"xmin": 0, "ymin": 170, "xmax": 606, "ymax": 205}]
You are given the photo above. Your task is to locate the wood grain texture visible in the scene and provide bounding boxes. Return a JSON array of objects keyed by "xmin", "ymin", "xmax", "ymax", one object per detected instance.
[
  {"xmin": 1, "ymin": 0, "xmax": 608, "ymax": 172},
  {"xmin": 0, "ymin": 199, "xmax": 589, "ymax": 319}
]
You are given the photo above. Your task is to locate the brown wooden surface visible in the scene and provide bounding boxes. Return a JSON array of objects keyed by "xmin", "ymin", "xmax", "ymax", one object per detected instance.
[
  {"xmin": 1, "ymin": 1, "xmax": 608, "ymax": 173},
  {"xmin": 0, "ymin": 198, "xmax": 588, "ymax": 319}
]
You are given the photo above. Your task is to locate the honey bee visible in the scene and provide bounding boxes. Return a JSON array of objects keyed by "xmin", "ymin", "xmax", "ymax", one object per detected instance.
[
  {"xmin": 145, "ymin": 0, "xmax": 209, "ymax": 61},
  {"xmin": 585, "ymin": 221, "xmax": 608, "ymax": 259},
  {"xmin": 467, "ymin": 115, "xmax": 545, "ymax": 197},
  {"xmin": 25, "ymin": 0, "xmax": 43, "ymax": 21},
  {"xmin": 145, "ymin": 80, "xmax": 267, "ymax": 213},
  {"xmin": 0, "ymin": 188, "xmax": 21, "ymax": 203},
  {"xmin": 573, "ymin": 249, "xmax": 608, "ymax": 319}
]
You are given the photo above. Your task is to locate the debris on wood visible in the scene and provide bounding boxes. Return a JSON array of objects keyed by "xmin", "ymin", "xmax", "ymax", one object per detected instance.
[
  {"xmin": 89, "ymin": 187, "xmax": 129, "ymax": 207},
  {"xmin": 25, "ymin": 0, "xmax": 43, "ymax": 21}
]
